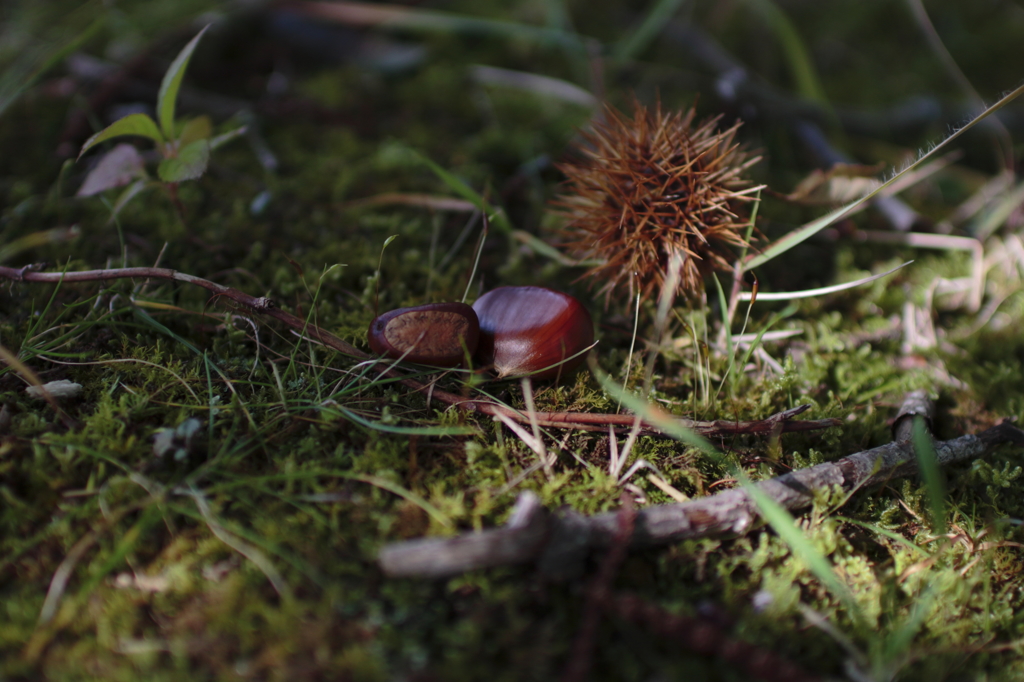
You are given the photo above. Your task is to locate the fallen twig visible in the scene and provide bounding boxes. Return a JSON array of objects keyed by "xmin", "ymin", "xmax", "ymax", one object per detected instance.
[
  {"xmin": 378, "ymin": 392, "xmax": 1024, "ymax": 578},
  {"xmin": 608, "ymin": 593, "xmax": 822, "ymax": 682},
  {"xmin": 562, "ymin": 496, "xmax": 820, "ymax": 682},
  {"xmin": 0, "ymin": 264, "xmax": 839, "ymax": 438},
  {"xmin": 561, "ymin": 493, "xmax": 636, "ymax": 682}
]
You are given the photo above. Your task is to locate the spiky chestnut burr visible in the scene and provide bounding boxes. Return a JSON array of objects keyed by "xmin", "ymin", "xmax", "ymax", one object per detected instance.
[{"xmin": 554, "ymin": 99, "xmax": 763, "ymax": 304}]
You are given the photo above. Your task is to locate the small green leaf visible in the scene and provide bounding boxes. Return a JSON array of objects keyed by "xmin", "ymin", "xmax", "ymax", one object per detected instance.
[
  {"xmin": 157, "ymin": 139, "xmax": 210, "ymax": 183},
  {"xmin": 209, "ymin": 125, "xmax": 248, "ymax": 150},
  {"xmin": 78, "ymin": 113, "xmax": 163, "ymax": 159},
  {"xmin": 157, "ymin": 24, "xmax": 211, "ymax": 139},
  {"xmin": 177, "ymin": 115, "xmax": 213, "ymax": 147}
]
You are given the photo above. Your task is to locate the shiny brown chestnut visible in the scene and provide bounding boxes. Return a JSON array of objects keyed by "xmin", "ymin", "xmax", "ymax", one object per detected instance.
[
  {"xmin": 368, "ymin": 302, "xmax": 479, "ymax": 366},
  {"xmin": 472, "ymin": 286, "xmax": 594, "ymax": 380}
]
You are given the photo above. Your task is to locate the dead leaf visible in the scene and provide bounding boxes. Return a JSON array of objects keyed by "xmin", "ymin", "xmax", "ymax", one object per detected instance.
[{"xmin": 77, "ymin": 143, "xmax": 145, "ymax": 197}]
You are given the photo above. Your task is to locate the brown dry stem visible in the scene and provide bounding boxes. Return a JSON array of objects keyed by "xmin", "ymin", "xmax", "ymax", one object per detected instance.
[
  {"xmin": 0, "ymin": 264, "xmax": 838, "ymax": 437},
  {"xmin": 608, "ymin": 593, "xmax": 823, "ymax": 682}
]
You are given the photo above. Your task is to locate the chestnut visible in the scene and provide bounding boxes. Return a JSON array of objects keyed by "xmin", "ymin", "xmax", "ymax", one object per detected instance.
[
  {"xmin": 367, "ymin": 302, "xmax": 479, "ymax": 366},
  {"xmin": 472, "ymin": 286, "xmax": 594, "ymax": 380}
]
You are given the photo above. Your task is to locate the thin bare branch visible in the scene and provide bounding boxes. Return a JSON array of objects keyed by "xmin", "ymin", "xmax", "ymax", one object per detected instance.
[
  {"xmin": 0, "ymin": 264, "xmax": 838, "ymax": 438},
  {"xmin": 379, "ymin": 394, "xmax": 1024, "ymax": 578}
]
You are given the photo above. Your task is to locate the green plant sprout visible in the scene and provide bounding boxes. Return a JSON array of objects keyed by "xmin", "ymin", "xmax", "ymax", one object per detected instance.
[{"xmin": 75, "ymin": 25, "xmax": 245, "ymax": 219}]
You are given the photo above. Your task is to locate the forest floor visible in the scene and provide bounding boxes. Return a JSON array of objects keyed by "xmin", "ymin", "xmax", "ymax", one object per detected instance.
[{"xmin": 4, "ymin": 1, "xmax": 1024, "ymax": 680}]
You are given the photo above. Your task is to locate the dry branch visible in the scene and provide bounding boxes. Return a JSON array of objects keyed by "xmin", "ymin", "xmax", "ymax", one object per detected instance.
[
  {"xmin": 379, "ymin": 392, "xmax": 1024, "ymax": 578},
  {"xmin": 0, "ymin": 264, "xmax": 839, "ymax": 437}
]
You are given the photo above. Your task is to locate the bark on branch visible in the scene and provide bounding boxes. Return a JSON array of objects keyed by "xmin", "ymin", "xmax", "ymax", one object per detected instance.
[{"xmin": 379, "ymin": 392, "xmax": 1024, "ymax": 578}]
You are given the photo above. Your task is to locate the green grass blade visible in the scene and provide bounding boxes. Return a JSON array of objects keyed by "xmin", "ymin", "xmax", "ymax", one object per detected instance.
[
  {"xmin": 333, "ymin": 405, "xmax": 477, "ymax": 436},
  {"xmin": 462, "ymin": 215, "xmax": 487, "ymax": 302},
  {"xmin": 210, "ymin": 125, "xmax": 248, "ymax": 150},
  {"xmin": 835, "ymin": 516, "xmax": 930, "ymax": 556},
  {"xmin": 737, "ymin": 319, "xmax": 781, "ymax": 373},
  {"xmin": 591, "ymin": 363, "xmax": 719, "ymax": 456},
  {"xmin": 168, "ymin": 498, "xmax": 322, "ymax": 589},
  {"xmin": 0, "ymin": 226, "xmax": 79, "ymax": 264},
  {"xmin": 970, "ymin": 179, "xmax": 1024, "ymax": 240},
  {"xmin": 38, "ymin": 504, "xmax": 163, "ymax": 624},
  {"xmin": 746, "ymin": 82, "xmax": 1024, "ymax": 269},
  {"xmin": 130, "ymin": 306, "xmax": 203, "ymax": 356},
  {"xmin": 745, "ymin": 482, "xmax": 862, "ymax": 619},
  {"xmin": 207, "ymin": 471, "xmax": 454, "ymax": 531},
  {"xmin": 595, "ymin": 361, "xmax": 863, "ymax": 624},
  {"xmin": 409, "ymin": 149, "xmax": 513, "ymax": 234},
  {"xmin": 302, "ymin": 2, "xmax": 584, "ymax": 51},
  {"xmin": 912, "ymin": 416, "xmax": 947, "ymax": 535},
  {"xmin": 0, "ymin": 17, "xmax": 103, "ymax": 120},
  {"xmin": 344, "ymin": 473, "xmax": 454, "ymax": 529},
  {"xmin": 613, "ymin": 0, "xmax": 687, "ymax": 61},
  {"xmin": 109, "ymin": 179, "xmax": 151, "ymax": 220},
  {"xmin": 21, "ymin": 261, "xmax": 75, "ymax": 342},
  {"xmin": 711, "ymin": 272, "xmax": 733, "ymax": 385},
  {"xmin": 743, "ymin": 261, "xmax": 912, "ymax": 301},
  {"xmin": 745, "ymin": 0, "xmax": 828, "ymax": 104},
  {"xmin": 879, "ymin": 585, "xmax": 934, "ymax": 672}
]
